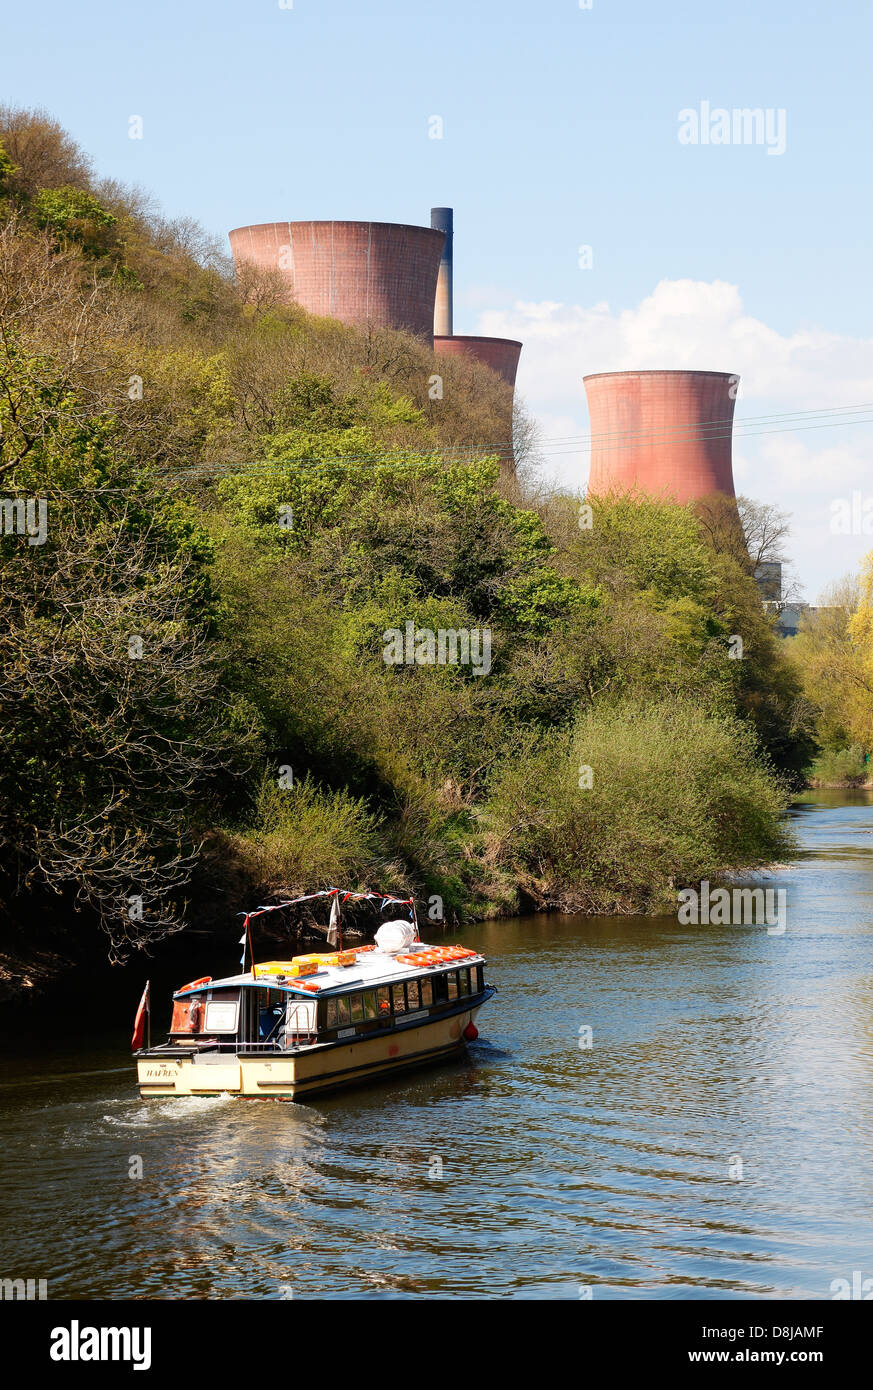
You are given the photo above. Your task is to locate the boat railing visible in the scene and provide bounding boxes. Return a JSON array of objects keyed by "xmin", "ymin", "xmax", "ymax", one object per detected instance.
[{"xmin": 150, "ymin": 1037, "xmax": 313, "ymax": 1055}]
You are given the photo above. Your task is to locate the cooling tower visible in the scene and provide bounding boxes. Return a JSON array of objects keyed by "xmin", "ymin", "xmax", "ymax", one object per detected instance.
[
  {"xmin": 583, "ymin": 370, "xmax": 738, "ymax": 503},
  {"xmin": 433, "ymin": 334, "xmax": 522, "ymax": 387},
  {"xmin": 434, "ymin": 335, "xmax": 522, "ymax": 469},
  {"xmin": 228, "ymin": 221, "xmax": 445, "ymax": 344}
]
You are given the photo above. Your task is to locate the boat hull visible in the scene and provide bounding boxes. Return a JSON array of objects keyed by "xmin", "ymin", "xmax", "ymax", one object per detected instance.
[{"xmin": 137, "ymin": 1004, "xmax": 483, "ymax": 1101}]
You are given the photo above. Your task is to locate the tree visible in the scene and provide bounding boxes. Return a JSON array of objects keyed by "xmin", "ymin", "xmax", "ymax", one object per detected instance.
[
  {"xmin": 737, "ymin": 496, "xmax": 793, "ymax": 572},
  {"xmin": 0, "ymin": 106, "xmax": 93, "ymax": 198},
  {"xmin": 0, "ymin": 337, "xmax": 257, "ymax": 958},
  {"xmin": 0, "ymin": 215, "xmax": 136, "ymax": 483},
  {"xmin": 791, "ymin": 575, "xmax": 873, "ymax": 753},
  {"xmin": 694, "ymin": 493, "xmax": 791, "ymax": 571}
]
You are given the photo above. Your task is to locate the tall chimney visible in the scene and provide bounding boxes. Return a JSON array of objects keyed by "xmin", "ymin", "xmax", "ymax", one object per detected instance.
[{"xmin": 431, "ymin": 207, "xmax": 453, "ymax": 338}]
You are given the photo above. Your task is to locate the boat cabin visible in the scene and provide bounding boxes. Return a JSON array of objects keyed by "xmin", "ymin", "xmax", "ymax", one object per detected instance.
[{"xmin": 159, "ymin": 951, "xmax": 487, "ymax": 1055}]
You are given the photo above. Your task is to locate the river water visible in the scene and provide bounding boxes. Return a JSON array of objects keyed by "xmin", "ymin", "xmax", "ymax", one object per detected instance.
[{"xmin": 2, "ymin": 792, "xmax": 873, "ymax": 1300}]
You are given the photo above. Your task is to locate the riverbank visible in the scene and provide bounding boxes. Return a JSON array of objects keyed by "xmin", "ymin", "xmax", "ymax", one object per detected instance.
[{"xmin": 807, "ymin": 779, "xmax": 873, "ymax": 789}]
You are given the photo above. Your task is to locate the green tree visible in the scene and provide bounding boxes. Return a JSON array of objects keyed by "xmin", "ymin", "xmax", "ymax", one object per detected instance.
[{"xmin": 32, "ymin": 185, "xmax": 119, "ymax": 260}]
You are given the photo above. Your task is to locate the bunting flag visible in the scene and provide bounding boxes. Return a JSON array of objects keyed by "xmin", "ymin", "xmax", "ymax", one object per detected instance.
[
  {"xmin": 237, "ymin": 888, "xmax": 414, "ymax": 923},
  {"xmin": 236, "ymin": 888, "xmax": 417, "ymax": 962}
]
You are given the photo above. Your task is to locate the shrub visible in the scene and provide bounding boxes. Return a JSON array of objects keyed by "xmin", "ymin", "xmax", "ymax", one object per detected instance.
[
  {"xmin": 485, "ymin": 697, "xmax": 792, "ymax": 914},
  {"xmin": 807, "ymin": 746, "xmax": 869, "ymax": 787},
  {"xmin": 225, "ymin": 775, "xmax": 382, "ymax": 892}
]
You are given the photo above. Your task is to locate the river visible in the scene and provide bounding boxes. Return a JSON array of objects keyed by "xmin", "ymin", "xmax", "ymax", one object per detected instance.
[{"xmin": 2, "ymin": 792, "xmax": 873, "ymax": 1300}]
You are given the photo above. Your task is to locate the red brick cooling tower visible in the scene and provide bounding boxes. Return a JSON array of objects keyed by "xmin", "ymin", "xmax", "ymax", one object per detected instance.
[
  {"xmin": 583, "ymin": 370, "xmax": 738, "ymax": 503},
  {"xmin": 433, "ymin": 335, "xmax": 522, "ymax": 387},
  {"xmin": 434, "ymin": 336, "xmax": 522, "ymax": 468},
  {"xmin": 228, "ymin": 221, "xmax": 445, "ymax": 344}
]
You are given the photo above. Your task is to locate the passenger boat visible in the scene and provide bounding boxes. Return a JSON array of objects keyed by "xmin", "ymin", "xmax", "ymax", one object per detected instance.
[{"xmin": 131, "ymin": 889, "xmax": 494, "ymax": 1101}]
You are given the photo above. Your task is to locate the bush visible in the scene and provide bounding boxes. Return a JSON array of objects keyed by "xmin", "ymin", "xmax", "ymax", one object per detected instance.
[
  {"xmin": 485, "ymin": 697, "xmax": 792, "ymax": 914},
  {"xmin": 225, "ymin": 774, "xmax": 383, "ymax": 892},
  {"xmin": 807, "ymin": 746, "xmax": 869, "ymax": 787}
]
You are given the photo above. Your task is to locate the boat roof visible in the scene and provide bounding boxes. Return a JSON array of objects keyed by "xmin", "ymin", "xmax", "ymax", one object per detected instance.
[{"xmin": 174, "ymin": 944, "xmax": 484, "ymax": 998}]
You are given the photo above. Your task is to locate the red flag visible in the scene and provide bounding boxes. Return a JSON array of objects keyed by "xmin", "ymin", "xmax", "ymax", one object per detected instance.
[{"xmin": 131, "ymin": 981, "xmax": 150, "ymax": 1051}]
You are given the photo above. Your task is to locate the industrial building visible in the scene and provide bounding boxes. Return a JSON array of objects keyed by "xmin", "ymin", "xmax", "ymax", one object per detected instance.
[
  {"xmin": 429, "ymin": 206, "xmax": 522, "ymax": 385},
  {"xmin": 228, "ymin": 219, "xmax": 445, "ymax": 344},
  {"xmin": 583, "ymin": 369, "xmax": 738, "ymax": 505},
  {"xmin": 228, "ymin": 207, "xmax": 523, "ymax": 464},
  {"xmin": 581, "ymin": 369, "xmax": 806, "ymax": 627},
  {"xmin": 429, "ymin": 206, "xmax": 521, "ymax": 465},
  {"xmin": 228, "ymin": 209, "xmax": 805, "ymax": 629}
]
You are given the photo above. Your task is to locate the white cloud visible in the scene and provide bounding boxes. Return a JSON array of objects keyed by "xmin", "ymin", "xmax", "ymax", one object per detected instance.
[{"xmin": 477, "ymin": 279, "xmax": 873, "ymax": 602}]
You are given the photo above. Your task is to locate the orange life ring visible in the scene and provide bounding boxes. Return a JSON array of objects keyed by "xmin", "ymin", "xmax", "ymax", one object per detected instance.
[{"xmin": 178, "ymin": 976, "xmax": 212, "ymax": 994}]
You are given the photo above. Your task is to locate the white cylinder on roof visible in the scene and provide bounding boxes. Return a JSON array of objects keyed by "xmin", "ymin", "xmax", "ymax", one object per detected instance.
[{"xmin": 375, "ymin": 920, "xmax": 417, "ymax": 954}]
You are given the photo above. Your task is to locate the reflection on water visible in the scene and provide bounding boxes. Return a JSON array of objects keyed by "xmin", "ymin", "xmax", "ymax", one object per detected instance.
[{"xmin": 2, "ymin": 795, "xmax": 873, "ymax": 1299}]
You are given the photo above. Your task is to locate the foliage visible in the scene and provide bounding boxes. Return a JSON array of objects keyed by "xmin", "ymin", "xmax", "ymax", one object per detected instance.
[
  {"xmin": 32, "ymin": 185, "xmax": 119, "ymax": 259},
  {"xmin": 0, "ymin": 142, "xmax": 15, "ymax": 193},
  {"xmin": 791, "ymin": 569, "xmax": 873, "ymax": 766},
  {"xmin": 223, "ymin": 775, "xmax": 383, "ymax": 892},
  {"xmin": 485, "ymin": 698, "xmax": 791, "ymax": 913},
  {"xmin": 0, "ymin": 351, "xmax": 257, "ymax": 958},
  {"xmin": 807, "ymin": 746, "xmax": 868, "ymax": 787},
  {"xmin": 0, "ymin": 105, "xmax": 808, "ymax": 967}
]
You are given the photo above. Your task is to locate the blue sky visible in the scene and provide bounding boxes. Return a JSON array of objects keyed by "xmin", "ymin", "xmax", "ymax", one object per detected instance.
[{"xmin": 3, "ymin": 0, "xmax": 871, "ymax": 598}]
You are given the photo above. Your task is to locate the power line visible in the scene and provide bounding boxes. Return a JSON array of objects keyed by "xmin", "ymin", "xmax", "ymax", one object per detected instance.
[
  {"xmin": 166, "ymin": 403, "xmax": 873, "ymax": 478},
  {"xmin": 545, "ymin": 413, "xmax": 873, "ymax": 459},
  {"xmin": 9, "ymin": 401, "xmax": 871, "ymax": 489},
  {"xmin": 536, "ymin": 402, "xmax": 873, "ymax": 449}
]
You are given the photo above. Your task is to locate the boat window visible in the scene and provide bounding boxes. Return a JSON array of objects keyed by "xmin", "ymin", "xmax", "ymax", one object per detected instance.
[
  {"xmin": 458, "ymin": 969, "xmax": 470, "ymax": 997},
  {"xmin": 336, "ymin": 996, "xmax": 351, "ymax": 1026},
  {"xmin": 432, "ymin": 973, "xmax": 448, "ymax": 1005},
  {"xmin": 362, "ymin": 990, "xmax": 378, "ymax": 1021},
  {"xmin": 447, "ymin": 972, "xmax": 458, "ymax": 1001},
  {"xmin": 350, "ymin": 994, "xmax": 364, "ymax": 1023},
  {"xmin": 407, "ymin": 979, "xmax": 420, "ymax": 1010},
  {"xmin": 420, "ymin": 978, "xmax": 433, "ymax": 1007},
  {"xmin": 473, "ymin": 965, "xmax": 483, "ymax": 993},
  {"xmin": 325, "ymin": 999, "xmax": 338, "ymax": 1029},
  {"xmin": 377, "ymin": 986, "xmax": 391, "ymax": 1018},
  {"xmin": 392, "ymin": 983, "xmax": 407, "ymax": 1014}
]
